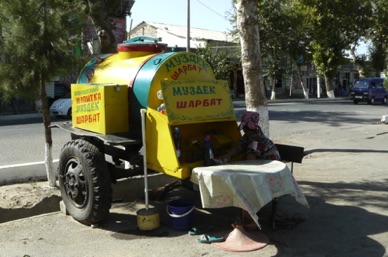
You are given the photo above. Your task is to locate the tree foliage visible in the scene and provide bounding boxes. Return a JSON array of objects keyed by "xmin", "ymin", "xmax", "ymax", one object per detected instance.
[
  {"xmin": 0, "ymin": 0, "xmax": 85, "ymax": 186},
  {"xmin": 257, "ymin": 0, "xmax": 310, "ymax": 99},
  {"xmin": 0, "ymin": 0, "xmax": 85, "ymax": 101},
  {"xmin": 83, "ymin": 0, "xmax": 134, "ymax": 54},
  {"xmin": 196, "ymin": 44, "xmax": 232, "ymax": 81},
  {"xmin": 367, "ymin": 0, "xmax": 388, "ymax": 76},
  {"xmin": 292, "ymin": 0, "xmax": 373, "ymax": 97},
  {"xmin": 257, "ymin": 0, "xmax": 289, "ymax": 93},
  {"xmin": 230, "ymin": 0, "xmax": 386, "ymax": 99}
]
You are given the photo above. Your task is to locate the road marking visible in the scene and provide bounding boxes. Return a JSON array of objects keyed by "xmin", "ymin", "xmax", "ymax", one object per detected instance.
[{"xmin": 0, "ymin": 160, "xmax": 59, "ymax": 169}]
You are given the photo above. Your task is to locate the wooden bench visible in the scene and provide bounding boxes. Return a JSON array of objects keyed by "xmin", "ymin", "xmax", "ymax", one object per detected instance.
[{"xmin": 275, "ymin": 143, "xmax": 305, "ymax": 174}]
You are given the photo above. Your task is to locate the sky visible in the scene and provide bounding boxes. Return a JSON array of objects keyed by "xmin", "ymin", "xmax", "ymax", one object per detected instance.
[
  {"xmin": 128, "ymin": 0, "xmax": 369, "ymax": 55},
  {"xmin": 128, "ymin": 0, "xmax": 234, "ymax": 32}
]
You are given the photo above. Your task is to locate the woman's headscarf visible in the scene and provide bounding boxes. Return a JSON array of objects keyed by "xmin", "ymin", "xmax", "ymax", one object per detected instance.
[{"xmin": 238, "ymin": 111, "xmax": 260, "ymax": 130}]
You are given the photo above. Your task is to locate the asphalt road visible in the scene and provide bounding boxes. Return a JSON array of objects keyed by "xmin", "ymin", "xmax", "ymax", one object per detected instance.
[
  {"xmin": 0, "ymin": 117, "xmax": 71, "ymax": 166},
  {"xmin": 267, "ymin": 98, "xmax": 388, "ymax": 143}
]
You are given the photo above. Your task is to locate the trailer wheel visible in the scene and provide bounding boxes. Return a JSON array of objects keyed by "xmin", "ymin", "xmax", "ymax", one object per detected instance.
[{"xmin": 58, "ymin": 139, "xmax": 111, "ymax": 225}]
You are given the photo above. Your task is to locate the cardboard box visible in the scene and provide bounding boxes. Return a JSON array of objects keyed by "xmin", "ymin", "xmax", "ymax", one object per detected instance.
[{"xmin": 71, "ymin": 83, "xmax": 128, "ymax": 134}]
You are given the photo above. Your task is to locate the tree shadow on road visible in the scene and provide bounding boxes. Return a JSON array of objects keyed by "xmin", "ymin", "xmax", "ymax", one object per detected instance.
[
  {"xmin": 265, "ymin": 179, "xmax": 388, "ymax": 257},
  {"xmin": 269, "ymin": 109, "xmax": 384, "ymax": 127},
  {"xmin": 98, "ymin": 179, "xmax": 388, "ymax": 257}
]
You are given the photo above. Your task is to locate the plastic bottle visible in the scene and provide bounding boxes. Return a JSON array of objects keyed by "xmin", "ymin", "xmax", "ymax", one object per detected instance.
[
  {"xmin": 157, "ymin": 103, "xmax": 166, "ymax": 114},
  {"xmin": 156, "ymin": 90, "xmax": 166, "ymax": 114},
  {"xmin": 173, "ymin": 127, "xmax": 182, "ymax": 160},
  {"xmin": 203, "ymin": 135, "xmax": 214, "ymax": 166}
]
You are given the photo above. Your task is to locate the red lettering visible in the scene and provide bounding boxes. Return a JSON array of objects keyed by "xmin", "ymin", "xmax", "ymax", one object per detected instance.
[
  {"xmin": 171, "ymin": 71, "xmax": 179, "ymax": 80},
  {"xmin": 176, "ymin": 101, "xmax": 187, "ymax": 108},
  {"xmin": 174, "ymin": 98, "xmax": 223, "ymax": 109},
  {"xmin": 75, "ymin": 113, "xmax": 100, "ymax": 124},
  {"xmin": 170, "ymin": 64, "xmax": 202, "ymax": 80}
]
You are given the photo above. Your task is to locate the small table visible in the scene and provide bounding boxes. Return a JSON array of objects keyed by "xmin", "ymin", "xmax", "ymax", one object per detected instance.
[{"xmin": 191, "ymin": 159, "xmax": 309, "ymax": 227}]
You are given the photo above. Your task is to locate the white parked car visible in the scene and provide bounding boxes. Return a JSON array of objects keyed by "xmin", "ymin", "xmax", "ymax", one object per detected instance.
[{"xmin": 50, "ymin": 98, "xmax": 72, "ymax": 118}]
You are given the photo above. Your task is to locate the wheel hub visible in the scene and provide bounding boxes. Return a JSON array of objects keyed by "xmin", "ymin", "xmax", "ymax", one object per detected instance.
[
  {"xmin": 68, "ymin": 176, "xmax": 79, "ymax": 198},
  {"xmin": 63, "ymin": 157, "xmax": 87, "ymax": 207}
]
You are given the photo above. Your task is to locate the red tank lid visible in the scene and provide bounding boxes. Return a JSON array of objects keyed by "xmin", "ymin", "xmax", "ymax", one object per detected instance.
[{"xmin": 117, "ymin": 36, "xmax": 167, "ymax": 53}]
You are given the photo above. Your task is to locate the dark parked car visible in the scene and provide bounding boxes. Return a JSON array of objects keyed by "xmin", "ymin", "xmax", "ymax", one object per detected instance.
[{"xmin": 349, "ymin": 77, "xmax": 387, "ymax": 104}]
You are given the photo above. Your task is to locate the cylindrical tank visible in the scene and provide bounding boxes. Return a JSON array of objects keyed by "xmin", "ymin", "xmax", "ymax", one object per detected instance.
[{"xmin": 77, "ymin": 37, "xmax": 215, "ymax": 135}]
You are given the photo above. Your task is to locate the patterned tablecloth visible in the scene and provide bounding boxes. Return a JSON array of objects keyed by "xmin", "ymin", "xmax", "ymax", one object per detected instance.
[{"xmin": 190, "ymin": 159, "xmax": 309, "ymax": 226}]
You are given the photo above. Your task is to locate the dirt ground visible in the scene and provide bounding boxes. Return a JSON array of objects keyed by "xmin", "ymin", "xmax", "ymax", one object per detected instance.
[
  {"xmin": 0, "ymin": 182, "xmax": 61, "ymax": 223},
  {"xmin": 1, "ymin": 109, "xmax": 388, "ymax": 257}
]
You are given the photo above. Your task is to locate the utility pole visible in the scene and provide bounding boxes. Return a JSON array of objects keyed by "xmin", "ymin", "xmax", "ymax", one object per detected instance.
[{"xmin": 187, "ymin": 0, "xmax": 190, "ymax": 52}]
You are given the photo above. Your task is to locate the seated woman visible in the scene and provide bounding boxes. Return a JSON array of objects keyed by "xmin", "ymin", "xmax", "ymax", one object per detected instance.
[
  {"xmin": 220, "ymin": 111, "xmax": 280, "ymax": 230},
  {"xmin": 221, "ymin": 111, "xmax": 280, "ymax": 162}
]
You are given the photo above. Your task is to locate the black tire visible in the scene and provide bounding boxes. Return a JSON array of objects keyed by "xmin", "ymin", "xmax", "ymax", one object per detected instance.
[
  {"xmin": 370, "ymin": 98, "xmax": 375, "ymax": 105},
  {"xmin": 58, "ymin": 139, "xmax": 111, "ymax": 225},
  {"xmin": 353, "ymin": 100, "xmax": 359, "ymax": 104},
  {"xmin": 383, "ymin": 97, "xmax": 387, "ymax": 105}
]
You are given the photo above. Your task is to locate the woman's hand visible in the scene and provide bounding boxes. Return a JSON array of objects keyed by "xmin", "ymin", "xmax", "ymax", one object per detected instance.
[{"xmin": 245, "ymin": 152, "xmax": 257, "ymax": 160}]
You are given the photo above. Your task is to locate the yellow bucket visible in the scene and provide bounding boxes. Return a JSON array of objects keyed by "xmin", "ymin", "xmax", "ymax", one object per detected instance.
[{"xmin": 137, "ymin": 208, "xmax": 160, "ymax": 231}]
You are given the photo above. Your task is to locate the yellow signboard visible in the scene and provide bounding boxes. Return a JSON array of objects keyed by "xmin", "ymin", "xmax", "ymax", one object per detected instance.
[
  {"xmin": 161, "ymin": 80, "xmax": 235, "ymax": 124},
  {"xmin": 71, "ymin": 83, "xmax": 129, "ymax": 134}
]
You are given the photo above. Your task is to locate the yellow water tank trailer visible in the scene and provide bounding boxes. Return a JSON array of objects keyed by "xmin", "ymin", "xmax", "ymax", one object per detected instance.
[{"xmin": 71, "ymin": 36, "xmax": 241, "ymax": 179}]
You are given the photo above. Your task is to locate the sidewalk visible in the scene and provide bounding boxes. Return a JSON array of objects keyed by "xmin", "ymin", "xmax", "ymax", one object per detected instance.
[{"xmin": 1, "ymin": 136, "xmax": 388, "ymax": 256}]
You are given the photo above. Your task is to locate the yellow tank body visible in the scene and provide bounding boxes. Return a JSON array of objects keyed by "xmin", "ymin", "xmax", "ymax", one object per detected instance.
[{"xmin": 74, "ymin": 37, "xmax": 241, "ymax": 179}]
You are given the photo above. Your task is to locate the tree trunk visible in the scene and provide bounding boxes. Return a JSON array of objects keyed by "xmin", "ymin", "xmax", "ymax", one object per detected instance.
[
  {"xmin": 235, "ymin": 0, "xmax": 269, "ymax": 136},
  {"xmin": 270, "ymin": 76, "xmax": 276, "ymax": 100},
  {"xmin": 324, "ymin": 75, "xmax": 335, "ymax": 98},
  {"xmin": 40, "ymin": 79, "xmax": 56, "ymax": 187},
  {"xmin": 317, "ymin": 76, "xmax": 322, "ymax": 98},
  {"xmin": 297, "ymin": 65, "xmax": 309, "ymax": 99},
  {"xmin": 86, "ymin": 0, "xmax": 117, "ymax": 54}
]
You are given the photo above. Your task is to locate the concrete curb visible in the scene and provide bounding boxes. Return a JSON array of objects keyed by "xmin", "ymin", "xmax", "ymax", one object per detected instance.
[
  {"xmin": 0, "ymin": 113, "xmax": 42, "ymax": 122},
  {"xmin": 0, "ymin": 172, "xmax": 177, "ymax": 223},
  {"xmin": 0, "ymin": 160, "xmax": 58, "ymax": 186}
]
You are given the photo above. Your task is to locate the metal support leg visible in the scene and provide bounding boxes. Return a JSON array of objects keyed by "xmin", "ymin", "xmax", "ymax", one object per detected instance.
[{"xmin": 271, "ymin": 198, "xmax": 278, "ymax": 230}]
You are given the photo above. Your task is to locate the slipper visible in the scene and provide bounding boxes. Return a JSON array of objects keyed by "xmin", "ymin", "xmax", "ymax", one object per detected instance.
[
  {"xmin": 197, "ymin": 234, "xmax": 224, "ymax": 244},
  {"xmin": 188, "ymin": 226, "xmax": 214, "ymax": 235}
]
